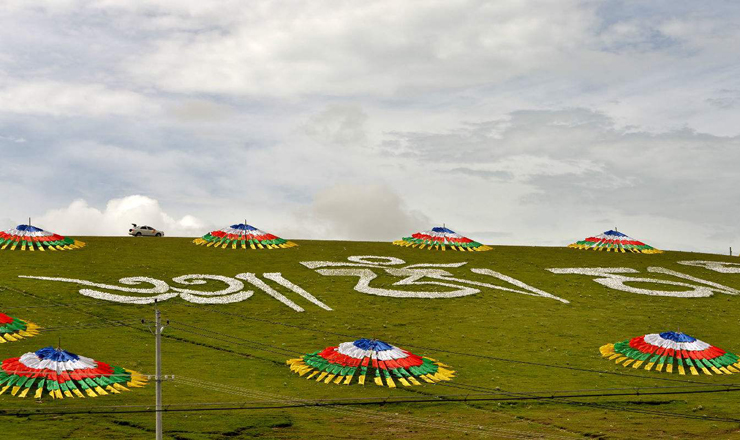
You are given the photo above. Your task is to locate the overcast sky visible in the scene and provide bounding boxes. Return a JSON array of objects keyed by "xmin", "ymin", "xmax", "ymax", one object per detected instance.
[{"xmin": 1, "ymin": 1, "xmax": 739, "ymax": 253}]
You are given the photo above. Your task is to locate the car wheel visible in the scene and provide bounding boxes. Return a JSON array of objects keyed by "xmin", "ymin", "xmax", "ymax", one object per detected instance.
[
  {"xmin": 156, "ymin": 233, "xmax": 162, "ymax": 237},
  {"xmin": 135, "ymin": 232, "xmax": 142, "ymax": 237}
]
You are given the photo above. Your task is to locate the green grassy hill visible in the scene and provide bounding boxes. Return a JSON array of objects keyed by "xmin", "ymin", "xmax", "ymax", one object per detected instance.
[{"xmin": 1, "ymin": 238, "xmax": 740, "ymax": 439}]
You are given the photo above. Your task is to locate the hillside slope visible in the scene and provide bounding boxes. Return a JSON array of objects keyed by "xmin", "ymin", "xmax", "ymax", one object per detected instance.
[{"xmin": 1, "ymin": 238, "xmax": 739, "ymax": 439}]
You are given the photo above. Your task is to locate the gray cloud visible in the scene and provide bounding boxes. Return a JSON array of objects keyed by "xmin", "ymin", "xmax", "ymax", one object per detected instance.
[
  {"xmin": 707, "ymin": 89, "xmax": 740, "ymax": 109},
  {"xmin": 448, "ymin": 168, "xmax": 513, "ymax": 181},
  {"xmin": 288, "ymin": 184, "xmax": 429, "ymax": 241},
  {"xmin": 301, "ymin": 104, "xmax": 368, "ymax": 148},
  {"xmin": 381, "ymin": 109, "xmax": 740, "ymax": 251},
  {"xmin": 169, "ymin": 100, "xmax": 236, "ymax": 122}
]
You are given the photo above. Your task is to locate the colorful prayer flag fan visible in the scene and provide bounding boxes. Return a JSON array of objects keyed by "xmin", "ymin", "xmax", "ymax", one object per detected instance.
[
  {"xmin": 0, "ymin": 312, "xmax": 40, "ymax": 343},
  {"xmin": 193, "ymin": 223, "xmax": 297, "ymax": 250},
  {"xmin": 393, "ymin": 226, "xmax": 491, "ymax": 251},
  {"xmin": 0, "ymin": 224, "xmax": 85, "ymax": 252},
  {"xmin": 286, "ymin": 338, "xmax": 455, "ymax": 388},
  {"xmin": 600, "ymin": 331, "xmax": 740, "ymax": 376},
  {"xmin": 568, "ymin": 229, "xmax": 662, "ymax": 253},
  {"xmin": 0, "ymin": 346, "xmax": 147, "ymax": 399}
]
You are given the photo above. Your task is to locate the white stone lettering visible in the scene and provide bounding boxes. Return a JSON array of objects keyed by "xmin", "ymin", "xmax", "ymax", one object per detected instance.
[
  {"xmin": 17, "ymin": 275, "xmax": 176, "ymax": 304},
  {"xmin": 262, "ymin": 273, "xmax": 333, "ymax": 311},
  {"xmin": 678, "ymin": 260, "xmax": 740, "ymax": 274},
  {"xmin": 303, "ymin": 256, "xmax": 568, "ymax": 303},
  {"xmin": 18, "ymin": 273, "xmax": 321, "ymax": 310},
  {"xmin": 547, "ymin": 267, "xmax": 740, "ymax": 298}
]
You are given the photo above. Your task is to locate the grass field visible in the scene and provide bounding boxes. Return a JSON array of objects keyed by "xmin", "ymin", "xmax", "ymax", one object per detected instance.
[{"xmin": 1, "ymin": 237, "xmax": 740, "ymax": 439}]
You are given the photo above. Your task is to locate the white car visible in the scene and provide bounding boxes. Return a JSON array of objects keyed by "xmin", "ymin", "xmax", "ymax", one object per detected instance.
[{"xmin": 129, "ymin": 224, "xmax": 164, "ymax": 237}]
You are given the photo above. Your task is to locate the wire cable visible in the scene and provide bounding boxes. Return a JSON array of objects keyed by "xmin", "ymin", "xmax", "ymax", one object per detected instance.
[{"xmin": 177, "ymin": 304, "xmax": 739, "ymax": 386}]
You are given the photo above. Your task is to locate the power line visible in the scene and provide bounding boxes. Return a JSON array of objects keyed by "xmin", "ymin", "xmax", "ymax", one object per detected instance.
[
  {"xmin": 441, "ymin": 380, "xmax": 740, "ymax": 424},
  {"xmin": 167, "ymin": 320, "xmax": 302, "ymax": 356},
  {"xmin": 40, "ymin": 320, "xmax": 144, "ymax": 332},
  {"xmin": 8, "ymin": 282, "xmax": 740, "ymax": 402},
  {"xmin": 6, "ymin": 284, "xmax": 740, "ymax": 426},
  {"xmin": 169, "ymin": 315, "xmax": 740, "ymax": 427},
  {"xmin": 6, "ymin": 283, "xmax": 734, "ymax": 388},
  {"xmin": 166, "ymin": 325, "xmax": 294, "ymax": 358},
  {"xmin": 168, "ymin": 304, "xmax": 740, "ymax": 425},
  {"xmin": 161, "ymin": 327, "xmax": 284, "ymax": 366},
  {"xmin": 155, "ymin": 313, "xmax": 740, "ymax": 409},
  {"xmin": 1, "ymin": 375, "xmax": 737, "ymax": 426},
  {"xmin": 166, "ymin": 320, "xmax": 740, "ymax": 394},
  {"xmin": 178, "ymin": 304, "xmax": 738, "ymax": 387},
  {"xmin": 179, "ymin": 303, "xmax": 353, "ymax": 338},
  {"xmin": 1, "ymin": 304, "xmax": 76, "ymax": 310},
  {"xmin": 173, "ymin": 376, "xmax": 576, "ymax": 440},
  {"xmin": 22, "ymin": 311, "xmax": 732, "ymax": 400},
  {"xmin": 0, "ymin": 285, "xmax": 145, "ymax": 332},
  {"xmin": 2, "ymin": 387, "xmax": 740, "ymax": 420}
]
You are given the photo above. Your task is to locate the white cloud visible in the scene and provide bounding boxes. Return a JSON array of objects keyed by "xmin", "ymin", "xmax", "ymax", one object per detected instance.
[
  {"xmin": 35, "ymin": 195, "xmax": 208, "ymax": 237},
  {"xmin": 0, "ymin": 134, "xmax": 26, "ymax": 143},
  {"xmin": 0, "ymin": 217, "xmax": 15, "ymax": 231},
  {"xmin": 124, "ymin": 0, "xmax": 596, "ymax": 96},
  {"xmin": 0, "ymin": 81, "xmax": 158, "ymax": 117}
]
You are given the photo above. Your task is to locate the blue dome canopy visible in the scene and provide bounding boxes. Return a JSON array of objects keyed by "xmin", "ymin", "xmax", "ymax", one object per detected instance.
[
  {"xmin": 16, "ymin": 225, "xmax": 43, "ymax": 232},
  {"xmin": 431, "ymin": 226, "xmax": 456, "ymax": 234},
  {"xmin": 352, "ymin": 338, "xmax": 393, "ymax": 351},
  {"xmin": 659, "ymin": 331, "xmax": 697, "ymax": 343},
  {"xmin": 603, "ymin": 230, "xmax": 627, "ymax": 237},
  {"xmin": 34, "ymin": 346, "xmax": 81, "ymax": 362},
  {"xmin": 229, "ymin": 223, "xmax": 258, "ymax": 231}
]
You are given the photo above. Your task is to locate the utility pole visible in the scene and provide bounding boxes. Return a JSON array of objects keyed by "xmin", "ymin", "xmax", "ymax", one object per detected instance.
[
  {"xmin": 143, "ymin": 302, "xmax": 170, "ymax": 439},
  {"xmin": 155, "ymin": 301, "xmax": 164, "ymax": 440}
]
